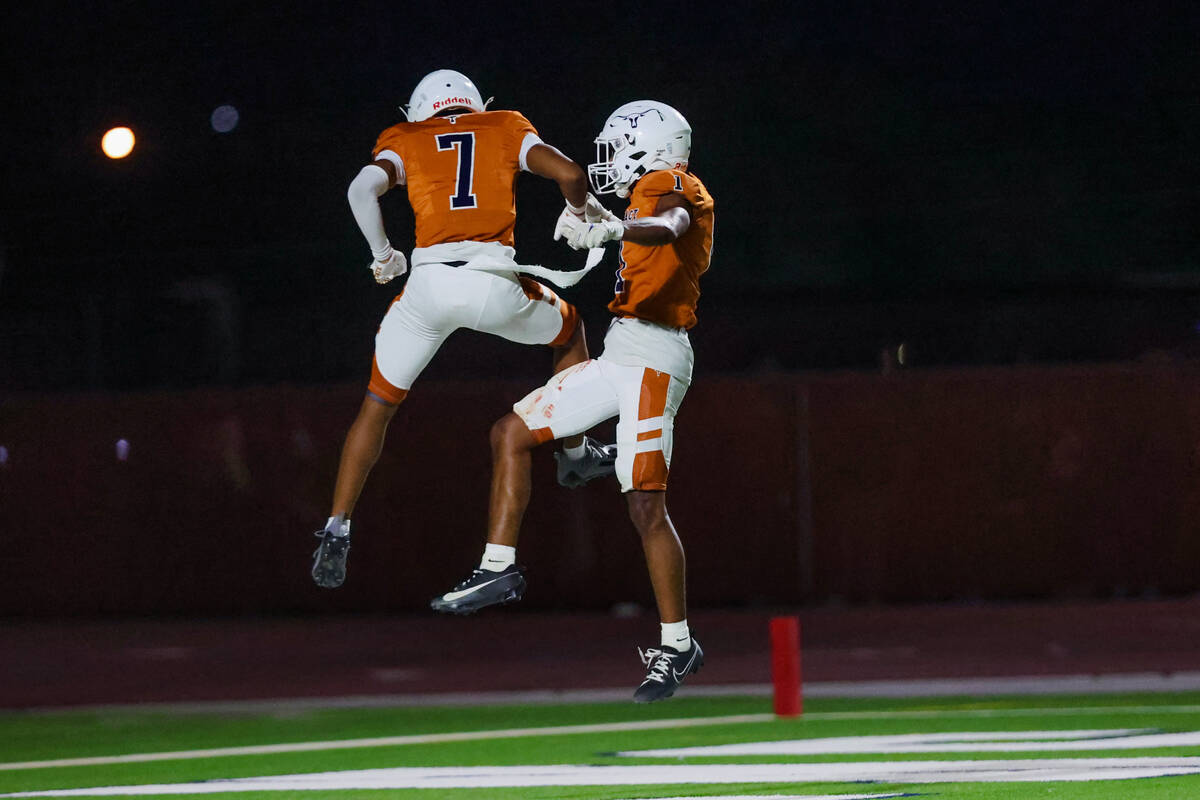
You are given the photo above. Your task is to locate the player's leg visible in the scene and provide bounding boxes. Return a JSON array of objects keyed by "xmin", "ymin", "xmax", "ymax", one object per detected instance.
[
  {"xmin": 549, "ymin": 301, "xmax": 588, "ymax": 376},
  {"xmin": 548, "ymin": 309, "xmax": 617, "ymax": 469},
  {"xmin": 430, "ymin": 359, "xmax": 619, "ymax": 614},
  {"xmin": 612, "ymin": 366, "xmax": 702, "ymax": 702},
  {"xmin": 312, "ymin": 389, "xmax": 401, "ymax": 589},
  {"xmin": 549, "ymin": 314, "xmax": 616, "ymax": 487},
  {"xmin": 426, "ymin": 412, "xmax": 538, "ymax": 615},
  {"xmin": 625, "ymin": 489, "xmax": 702, "ymax": 703},
  {"xmin": 481, "ymin": 275, "xmax": 616, "ymax": 485},
  {"xmin": 312, "ymin": 283, "xmax": 446, "ymax": 589},
  {"xmin": 626, "ymin": 490, "xmax": 687, "ymax": 624},
  {"xmin": 485, "ymin": 412, "xmax": 543, "ymax": 550},
  {"xmin": 547, "ymin": 309, "xmax": 616, "ymax": 484},
  {"xmin": 329, "ymin": 389, "xmax": 403, "ymax": 519}
]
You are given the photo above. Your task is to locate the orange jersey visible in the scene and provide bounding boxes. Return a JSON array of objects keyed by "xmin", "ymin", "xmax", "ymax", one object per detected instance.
[
  {"xmin": 372, "ymin": 110, "xmax": 538, "ymax": 249},
  {"xmin": 609, "ymin": 169, "xmax": 714, "ymax": 330}
]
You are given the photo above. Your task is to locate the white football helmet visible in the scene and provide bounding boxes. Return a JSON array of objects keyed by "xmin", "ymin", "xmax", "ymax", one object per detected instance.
[
  {"xmin": 589, "ymin": 101, "xmax": 691, "ymax": 198},
  {"xmin": 403, "ymin": 69, "xmax": 491, "ymax": 122}
]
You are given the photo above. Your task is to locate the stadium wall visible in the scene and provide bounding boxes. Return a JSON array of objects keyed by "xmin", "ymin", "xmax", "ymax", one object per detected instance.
[{"xmin": 2, "ymin": 363, "xmax": 1198, "ymax": 618}]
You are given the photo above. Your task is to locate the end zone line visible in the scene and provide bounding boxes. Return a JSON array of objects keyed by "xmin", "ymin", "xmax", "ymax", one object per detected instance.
[{"xmin": 0, "ymin": 713, "xmax": 774, "ymax": 772}]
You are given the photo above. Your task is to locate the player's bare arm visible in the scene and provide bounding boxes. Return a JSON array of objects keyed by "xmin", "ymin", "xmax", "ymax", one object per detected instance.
[
  {"xmin": 621, "ymin": 192, "xmax": 692, "ymax": 246},
  {"xmin": 563, "ymin": 190, "xmax": 691, "ymax": 250},
  {"xmin": 524, "ymin": 143, "xmax": 588, "ymax": 210}
]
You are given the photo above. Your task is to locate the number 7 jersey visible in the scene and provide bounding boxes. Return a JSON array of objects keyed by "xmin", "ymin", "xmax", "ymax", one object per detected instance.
[{"xmin": 372, "ymin": 110, "xmax": 540, "ymax": 249}]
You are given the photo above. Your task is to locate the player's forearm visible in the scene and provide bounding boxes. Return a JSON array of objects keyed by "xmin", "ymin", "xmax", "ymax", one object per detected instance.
[
  {"xmin": 557, "ymin": 167, "xmax": 588, "ymax": 211},
  {"xmin": 347, "ymin": 164, "xmax": 393, "ymax": 259},
  {"xmin": 525, "ymin": 143, "xmax": 587, "ymax": 209},
  {"xmin": 621, "ymin": 214, "xmax": 687, "ymax": 246}
]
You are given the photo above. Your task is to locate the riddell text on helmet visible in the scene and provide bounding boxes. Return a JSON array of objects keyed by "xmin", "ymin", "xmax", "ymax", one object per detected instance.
[{"xmin": 434, "ymin": 97, "xmax": 473, "ymax": 110}]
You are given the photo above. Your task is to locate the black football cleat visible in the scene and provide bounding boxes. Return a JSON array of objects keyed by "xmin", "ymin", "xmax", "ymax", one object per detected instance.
[
  {"xmin": 430, "ymin": 565, "xmax": 526, "ymax": 614},
  {"xmin": 633, "ymin": 638, "xmax": 704, "ymax": 703},
  {"xmin": 311, "ymin": 525, "xmax": 350, "ymax": 588},
  {"xmin": 554, "ymin": 436, "xmax": 617, "ymax": 488}
]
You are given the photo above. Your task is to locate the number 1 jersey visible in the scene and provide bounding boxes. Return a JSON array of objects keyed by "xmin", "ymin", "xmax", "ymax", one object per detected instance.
[
  {"xmin": 611, "ymin": 169, "xmax": 714, "ymax": 331},
  {"xmin": 372, "ymin": 110, "xmax": 539, "ymax": 249}
]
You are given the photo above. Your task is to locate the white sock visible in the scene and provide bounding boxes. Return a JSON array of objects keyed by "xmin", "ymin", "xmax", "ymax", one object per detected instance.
[
  {"xmin": 661, "ymin": 619, "xmax": 691, "ymax": 652},
  {"xmin": 479, "ymin": 543, "xmax": 516, "ymax": 572},
  {"xmin": 325, "ymin": 515, "xmax": 351, "ymax": 537},
  {"xmin": 563, "ymin": 440, "xmax": 587, "ymax": 459}
]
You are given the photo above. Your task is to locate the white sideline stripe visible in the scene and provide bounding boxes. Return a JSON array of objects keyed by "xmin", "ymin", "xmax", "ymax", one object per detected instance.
[
  {"xmin": 5, "ymin": 759, "xmax": 1200, "ymax": 794},
  {"xmin": 20, "ymin": 670, "xmax": 1200, "ymax": 716},
  {"xmin": 0, "ymin": 713, "xmax": 773, "ymax": 771}
]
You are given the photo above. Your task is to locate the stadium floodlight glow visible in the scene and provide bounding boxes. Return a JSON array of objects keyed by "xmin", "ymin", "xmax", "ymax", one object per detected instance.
[{"xmin": 101, "ymin": 126, "xmax": 135, "ymax": 159}]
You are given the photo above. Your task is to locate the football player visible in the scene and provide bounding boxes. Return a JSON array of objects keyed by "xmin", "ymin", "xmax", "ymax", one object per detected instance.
[
  {"xmin": 312, "ymin": 70, "xmax": 616, "ymax": 589},
  {"xmin": 430, "ymin": 101, "xmax": 715, "ymax": 703}
]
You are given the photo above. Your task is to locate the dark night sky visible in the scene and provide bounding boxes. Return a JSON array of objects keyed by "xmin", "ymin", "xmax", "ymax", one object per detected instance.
[{"xmin": 1, "ymin": 1, "xmax": 1197, "ymax": 389}]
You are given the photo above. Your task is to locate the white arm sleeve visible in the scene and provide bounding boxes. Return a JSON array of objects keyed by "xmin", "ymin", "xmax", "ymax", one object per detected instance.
[
  {"xmin": 518, "ymin": 133, "xmax": 545, "ymax": 172},
  {"xmin": 347, "ymin": 164, "xmax": 393, "ymax": 260},
  {"xmin": 374, "ymin": 149, "xmax": 406, "ymax": 185}
]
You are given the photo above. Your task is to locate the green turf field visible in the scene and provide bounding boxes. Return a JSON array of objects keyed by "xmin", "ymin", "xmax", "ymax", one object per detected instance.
[{"xmin": 4, "ymin": 693, "xmax": 1200, "ymax": 798}]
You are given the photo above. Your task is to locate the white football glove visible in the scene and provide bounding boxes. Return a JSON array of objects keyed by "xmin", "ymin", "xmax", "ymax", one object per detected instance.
[
  {"xmin": 584, "ymin": 193, "xmax": 620, "ymax": 224},
  {"xmin": 568, "ymin": 219, "xmax": 624, "ymax": 250},
  {"xmin": 553, "ymin": 206, "xmax": 589, "ymax": 249},
  {"xmin": 368, "ymin": 246, "xmax": 408, "ymax": 284}
]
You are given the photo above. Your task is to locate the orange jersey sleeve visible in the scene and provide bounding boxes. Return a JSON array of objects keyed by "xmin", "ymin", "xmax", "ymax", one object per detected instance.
[
  {"xmin": 372, "ymin": 110, "xmax": 538, "ymax": 249},
  {"xmin": 608, "ymin": 169, "xmax": 715, "ymax": 330}
]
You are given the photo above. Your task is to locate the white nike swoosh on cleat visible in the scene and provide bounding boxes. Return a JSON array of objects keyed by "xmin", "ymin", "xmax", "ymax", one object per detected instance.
[
  {"xmin": 440, "ymin": 575, "xmax": 508, "ymax": 603},
  {"xmin": 672, "ymin": 650, "xmax": 699, "ymax": 682}
]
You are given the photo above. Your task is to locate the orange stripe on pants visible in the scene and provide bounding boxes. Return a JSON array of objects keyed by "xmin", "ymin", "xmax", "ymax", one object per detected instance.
[
  {"xmin": 631, "ymin": 368, "xmax": 671, "ymax": 491},
  {"xmin": 368, "ymin": 356, "xmax": 409, "ymax": 405},
  {"xmin": 519, "ymin": 277, "xmax": 579, "ymax": 347}
]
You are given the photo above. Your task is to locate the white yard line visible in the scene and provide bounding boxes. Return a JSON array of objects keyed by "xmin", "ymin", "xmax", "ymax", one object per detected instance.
[
  {"xmin": 0, "ymin": 713, "xmax": 774, "ymax": 771},
  {"xmin": 9, "ymin": 673, "xmax": 1200, "ymax": 772},
  {"xmin": 6, "ymin": 759, "xmax": 1200, "ymax": 794},
  {"xmin": 8, "ymin": 700, "xmax": 1200, "ymax": 772},
  {"xmin": 621, "ymin": 729, "xmax": 1200, "ymax": 757}
]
